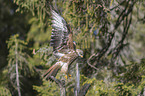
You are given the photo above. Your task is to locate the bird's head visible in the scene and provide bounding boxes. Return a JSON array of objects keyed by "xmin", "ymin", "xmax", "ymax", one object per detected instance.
[{"xmin": 76, "ymin": 49, "xmax": 83, "ymax": 58}]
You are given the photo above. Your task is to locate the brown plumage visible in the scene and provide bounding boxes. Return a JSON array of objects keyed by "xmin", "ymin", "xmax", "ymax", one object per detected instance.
[
  {"xmin": 43, "ymin": 62, "xmax": 61, "ymax": 79},
  {"xmin": 43, "ymin": 7, "xmax": 83, "ymax": 80},
  {"xmin": 43, "ymin": 50, "xmax": 79, "ymax": 79},
  {"xmin": 50, "ymin": 9, "xmax": 74, "ymax": 52}
]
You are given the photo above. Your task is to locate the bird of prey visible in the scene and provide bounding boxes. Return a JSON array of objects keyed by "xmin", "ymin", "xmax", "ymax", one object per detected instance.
[{"xmin": 43, "ymin": 8, "xmax": 83, "ymax": 80}]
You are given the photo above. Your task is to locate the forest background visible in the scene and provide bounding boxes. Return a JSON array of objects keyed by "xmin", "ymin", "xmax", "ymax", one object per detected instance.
[{"xmin": 0, "ymin": 0, "xmax": 145, "ymax": 96}]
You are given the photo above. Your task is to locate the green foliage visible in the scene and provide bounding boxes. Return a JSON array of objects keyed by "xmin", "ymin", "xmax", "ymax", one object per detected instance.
[
  {"xmin": 6, "ymin": 34, "xmax": 36, "ymax": 95},
  {"xmin": 81, "ymin": 75, "xmax": 143, "ymax": 96},
  {"xmin": 0, "ymin": 0, "xmax": 145, "ymax": 95},
  {"xmin": 7, "ymin": 34, "xmax": 33, "ymax": 76},
  {"xmin": 33, "ymin": 80, "xmax": 60, "ymax": 96},
  {"xmin": 32, "ymin": 46, "xmax": 55, "ymax": 68},
  {"xmin": 116, "ymin": 59, "xmax": 145, "ymax": 85},
  {"xmin": 27, "ymin": 17, "xmax": 51, "ymax": 48},
  {"xmin": 115, "ymin": 83, "xmax": 137, "ymax": 96},
  {"xmin": 0, "ymin": 86, "xmax": 11, "ymax": 96},
  {"xmin": 80, "ymin": 75, "xmax": 116, "ymax": 96},
  {"xmin": 13, "ymin": 0, "xmax": 51, "ymax": 49}
]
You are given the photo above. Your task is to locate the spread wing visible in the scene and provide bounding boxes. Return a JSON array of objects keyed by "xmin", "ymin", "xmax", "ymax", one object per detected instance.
[{"xmin": 50, "ymin": 9, "xmax": 74, "ymax": 51}]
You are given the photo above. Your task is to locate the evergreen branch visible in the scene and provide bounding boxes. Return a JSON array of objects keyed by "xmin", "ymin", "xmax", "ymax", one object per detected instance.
[
  {"xmin": 79, "ymin": 83, "xmax": 91, "ymax": 96},
  {"xmin": 49, "ymin": 76, "xmax": 66, "ymax": 96}
]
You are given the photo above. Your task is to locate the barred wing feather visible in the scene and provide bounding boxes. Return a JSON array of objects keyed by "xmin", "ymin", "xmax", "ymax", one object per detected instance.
[{"xmin": 50, "ymin": 10, "xmax": 70, "ymax": 51}]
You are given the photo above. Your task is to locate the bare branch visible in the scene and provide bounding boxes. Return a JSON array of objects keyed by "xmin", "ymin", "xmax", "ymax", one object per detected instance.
[
  {"xmin": 87, "ymin": 54, "xmax": 98, "ymax": 70},
  {"xmin": 88, "ymin": 0, "xmax": 136, "ymax": 66}
]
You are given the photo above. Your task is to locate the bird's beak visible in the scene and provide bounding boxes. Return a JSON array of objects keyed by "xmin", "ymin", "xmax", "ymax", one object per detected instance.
[{"xmin": 80, "ymin": 55, "xmax": 83, "ymax": 58}]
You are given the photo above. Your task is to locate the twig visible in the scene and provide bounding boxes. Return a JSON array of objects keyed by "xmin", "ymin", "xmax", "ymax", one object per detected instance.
[
  {"xmin": 87, "ymin": 54, "xmax": 98, "ymax": 70},
  {"xmin": 88, "ymin": 0, "xmax": 136, "ymax": 66},
  {"xmin": 109, "ymin": 1, "xmax": 125, "ymax": 11}
]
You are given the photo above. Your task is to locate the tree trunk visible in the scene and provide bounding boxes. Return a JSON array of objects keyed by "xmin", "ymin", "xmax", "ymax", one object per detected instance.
[
  {"xmin": 75, "ymin": 63, "xmax": 80, "ymax": 96},
  {"xmin": 15, "ymin": 39, "xmax": 21, "ymax": 96}
]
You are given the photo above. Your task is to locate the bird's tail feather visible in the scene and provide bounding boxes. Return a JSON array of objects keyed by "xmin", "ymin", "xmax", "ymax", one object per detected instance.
[{"xmin": 43, "ymin": 64, "xmax": 61, "ymax": 79}]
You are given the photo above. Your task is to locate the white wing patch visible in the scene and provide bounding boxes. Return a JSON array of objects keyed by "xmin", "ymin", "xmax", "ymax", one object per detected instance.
[
  {"xmin": 56, "ymin": 61, "xmax": 68, "ymax": 73},
  {"xmin": 54, "ymin": 52, "xmax": 65, "ymax": 58},
  {"xmin": 61, "ymin": 62, "xmax": 68, "ymax": 73}
]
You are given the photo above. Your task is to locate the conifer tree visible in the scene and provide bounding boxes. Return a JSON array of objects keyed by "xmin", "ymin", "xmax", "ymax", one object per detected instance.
[{"xmin": 7, "ymin": 34, "xmax": 33, "ymax": 96}]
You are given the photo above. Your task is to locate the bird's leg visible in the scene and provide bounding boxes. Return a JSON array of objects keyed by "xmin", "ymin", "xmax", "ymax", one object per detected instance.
[
  {"xmin": 60, "ymin": 73, "xmax": 71, "ymax": 80},
  {"xmin": 60, "ymin": 74, "xmax": 67, "ymax": 81},
  {"xmin": 65, "ymin": 74, "xmax": 72, "ymax": 79}
]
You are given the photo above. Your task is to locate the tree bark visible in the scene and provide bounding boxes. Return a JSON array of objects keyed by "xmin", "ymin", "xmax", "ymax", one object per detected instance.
[{"xmin": 74, "ymin": 63, "xmax": 80, "ymax": 96}]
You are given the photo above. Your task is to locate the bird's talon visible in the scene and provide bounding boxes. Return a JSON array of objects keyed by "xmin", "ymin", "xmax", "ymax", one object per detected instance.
[
  {"xmin": 64, "ymin": 74, "xmax": 72, "ymax": 79},
  {"xmin": 68, "ymin": 74, "xmax": 71, "ymax": 77},
  {"xmin": 64, "ymin": 75, "xmax": 68, "ymax": 79}
]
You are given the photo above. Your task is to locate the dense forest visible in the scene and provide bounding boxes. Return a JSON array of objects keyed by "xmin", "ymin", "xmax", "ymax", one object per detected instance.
[{"xmin": 0, "ymin": 0, "xmax": 145, "ymax": 96}]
